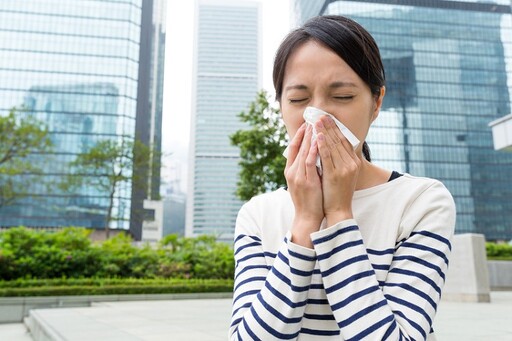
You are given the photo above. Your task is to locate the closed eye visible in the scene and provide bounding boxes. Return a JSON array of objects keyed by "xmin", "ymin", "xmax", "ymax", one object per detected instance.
[
  {"xmin": 288, "ymin": 98, "xmax": 308, "ymax": 104},
  {"xmin": 334, "ymin": 96, "xmax": 354, "ymax": 100}
]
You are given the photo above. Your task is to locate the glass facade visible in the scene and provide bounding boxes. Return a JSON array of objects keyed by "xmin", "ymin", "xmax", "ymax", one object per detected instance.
[
  {"xmin": 297, "ymin": 0, "xmax": 512, "ymax": 240},
  {"xmin": 187, "ymin": 0, "xmax": 261, "ymax": 240},
  {"xmin": 0, "ymin": 0, "xmax": 165, "ymax": 236}
]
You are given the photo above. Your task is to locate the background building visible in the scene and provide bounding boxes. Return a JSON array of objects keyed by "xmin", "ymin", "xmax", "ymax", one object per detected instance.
[
  {"xmin": 0, "ymin": 0, "xmax": 166, "ymax": 240},
  {"xmin": 186, "ymin": 0, "xmax": 262, "ymax": 240},
  {"xmin": 294, "ymin": 0, "xmax": 512, "ymax": 241}
]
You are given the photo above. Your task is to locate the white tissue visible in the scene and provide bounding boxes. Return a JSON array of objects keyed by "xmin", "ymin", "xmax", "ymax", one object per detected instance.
[{"xmin": 283, "ymin": 107, "xmax": 360, "ymax": 171}]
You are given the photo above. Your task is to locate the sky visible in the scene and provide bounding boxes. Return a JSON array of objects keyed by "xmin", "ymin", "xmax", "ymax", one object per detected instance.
[{"xmin": 161, "ymin": 0, "xmax": 293, "ymax": 193}]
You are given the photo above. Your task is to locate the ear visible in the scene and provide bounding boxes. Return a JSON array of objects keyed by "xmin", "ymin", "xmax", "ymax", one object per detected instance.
[{"xmin": 371, "ymin": 86, "xmax": 385, "ymax": 123}]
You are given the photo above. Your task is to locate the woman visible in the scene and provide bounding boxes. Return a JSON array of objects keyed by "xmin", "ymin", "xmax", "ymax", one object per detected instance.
[{"xmin": 230, "ymin": 15, "xmax": 455, "ymax": 340}]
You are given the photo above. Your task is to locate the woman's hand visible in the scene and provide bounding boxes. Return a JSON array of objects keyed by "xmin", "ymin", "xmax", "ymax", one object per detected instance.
[
  {"xmin": 315, "ymin": 116, "xmax": 361, "ymax": 226},
  {"xmin": 285, "ymin": 123, "xmax": 324, "ymax": 248}
]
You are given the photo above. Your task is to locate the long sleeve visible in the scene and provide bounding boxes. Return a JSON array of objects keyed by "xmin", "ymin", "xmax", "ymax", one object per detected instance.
[
  {"xmin": 311, "ymin": 180, "xmax": 456, "ymax": 340},
  {"xmin": 229, "ymin": 201, "xmax": 318, "ymax": 340}
]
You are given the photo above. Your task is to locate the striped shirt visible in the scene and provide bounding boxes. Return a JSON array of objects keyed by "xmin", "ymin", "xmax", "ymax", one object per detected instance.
[{"xmin": 230, "ymin": 174, "xmax": 456, "ymax": 340}]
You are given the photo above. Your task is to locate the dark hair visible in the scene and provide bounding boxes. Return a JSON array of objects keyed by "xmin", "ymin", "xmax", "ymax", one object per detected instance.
[{"xmin": 273, "ymin": 15, "xmax": 386, "ymax": 162}]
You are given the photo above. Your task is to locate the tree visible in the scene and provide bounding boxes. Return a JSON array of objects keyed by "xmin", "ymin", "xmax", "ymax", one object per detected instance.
[
  {"xmin": 0, "ymin": 108, "xmax": 52, "ymax": 209},
  {"xmin": 230, "ymin": 90, "xmax": 288, "ymax": 201},
  {"xmin": 63, "ymin": 139, "xmax": 159, "ymax": 239}
]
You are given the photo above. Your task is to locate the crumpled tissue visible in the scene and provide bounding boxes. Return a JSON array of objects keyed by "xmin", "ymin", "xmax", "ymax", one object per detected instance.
[{"xmin": 283, "ymin": 106, "xmax": 360, "ymax": 172}]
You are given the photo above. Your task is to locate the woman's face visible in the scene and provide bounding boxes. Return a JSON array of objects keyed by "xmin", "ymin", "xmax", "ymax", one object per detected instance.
[{"xmin": 280, "ymin": 40, "xmax": 384, "ymax": 155}]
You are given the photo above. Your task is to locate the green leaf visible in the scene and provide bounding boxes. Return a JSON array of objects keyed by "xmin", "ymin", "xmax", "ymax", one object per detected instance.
[{"xmin": 229, "ymin": 90, "xmax": 288, "ymax": 200}]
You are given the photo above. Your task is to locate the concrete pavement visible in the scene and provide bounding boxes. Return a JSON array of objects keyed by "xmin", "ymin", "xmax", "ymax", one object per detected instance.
[{"xmin": 1, "ymin": 291, "xmax": 511, "ymax": 340}]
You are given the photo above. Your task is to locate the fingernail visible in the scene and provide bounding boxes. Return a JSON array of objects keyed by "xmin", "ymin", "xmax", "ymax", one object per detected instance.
[
  {"xmin": 318, "ymin": 133, "xmax": 325, "ymax": 141},
  {"xmin": 316, "ymin": 121, "xmax": 324, "ymax": 129}
]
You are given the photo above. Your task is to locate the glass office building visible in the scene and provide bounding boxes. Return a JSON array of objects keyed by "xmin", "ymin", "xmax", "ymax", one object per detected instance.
[
  {"xmin": 0, "ymin": 0, "xmax": 166, "ymax": 239},
  {"xmin": 295, "ymin": 0, "xmax": 512, "ymax": 240},
  {"xmin": 186, "ymin": 0, "xmax": 261, "ymax": 240}
]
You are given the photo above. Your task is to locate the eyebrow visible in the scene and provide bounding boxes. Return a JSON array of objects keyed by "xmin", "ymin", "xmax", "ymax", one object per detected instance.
[
  {"xmin": 284, "ymin": 81, "xmax": 358, "ymax": 91},
  {"xmin": 329, "ymin": 81, "xmax": 358, "ymax": 89}
]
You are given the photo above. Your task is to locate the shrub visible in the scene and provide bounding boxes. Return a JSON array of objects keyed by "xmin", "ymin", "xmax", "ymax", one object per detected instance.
[
  {"xmin": 0, "ymin": 278, "xmax": 234, "ymax": 297},
  {"xmin": 486, "ymin": 242, "xmax": 512, "ymax": 260},
  {"xmin": 0, "ymin": 227, "xmax": 235, "ymax": 280}
]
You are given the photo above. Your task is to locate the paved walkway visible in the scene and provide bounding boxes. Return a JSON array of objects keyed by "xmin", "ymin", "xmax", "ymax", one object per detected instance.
[{"xmin": 1, "ymin": 292, "xmax": 511, "ymax": 340}]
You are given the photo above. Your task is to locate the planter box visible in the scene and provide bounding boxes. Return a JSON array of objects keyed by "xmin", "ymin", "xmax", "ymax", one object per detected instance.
[
  {"xmin": 488, "ymin": 260, "xmax": 512, "ymax": 290},
  {"xmin": 0, "ymin": 292, "xmax": 233, "ymax": 324}
]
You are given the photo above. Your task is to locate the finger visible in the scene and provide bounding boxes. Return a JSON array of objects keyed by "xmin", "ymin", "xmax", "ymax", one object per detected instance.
[
  {"xmin": 322, "ymin": 116, "xmax": 343, "ymax": 147},
  {"xmin": 297, "ymin": 124, "xmax": 313, "ymax": 176},
  {"xmin": 319, "ymin": 116, "xmax": 353, "ymax": 167},
  {"xmin": 316, "ymin": 132, "xmax": 334, "ymax": 173},
  {"xmin": 305, "ymin": 138, "xmax": 319, "ymax": 179},
  {"xmin": 315, "ymin": 118, "xmax": 345, "ymax": 168},
  {"xmin": 285, "ymin": 123, "xmax": 306, "ymax": 170}
]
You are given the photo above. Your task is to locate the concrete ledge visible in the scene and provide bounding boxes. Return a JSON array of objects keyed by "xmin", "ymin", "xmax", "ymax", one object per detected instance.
[
  {"xmin": 443, "ymin": 233, "xmax": 491, "ymax": 302},
  {"xmin": 0, "ymin": 292, "xmax": 233, "ymax": 324},
  {"xmin": 24, "ymin": 310, "xmax": 65, "ymax": 341},
  {"xmin": 488, "ymin": 260, "xmax": 512, "ymax": 290}
]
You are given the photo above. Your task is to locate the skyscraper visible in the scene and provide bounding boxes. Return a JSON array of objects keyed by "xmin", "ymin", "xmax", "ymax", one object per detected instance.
[
  {"xmin": 294, "ymin": 0, "xmax": 512, "ymax": 241},
  {"xmin": 0, "ymin": 0, "xmax": 166, "ymax": 240},
  {"xmin": 186, "ymin": 0, "xmax": 262, "ymax": 240}
]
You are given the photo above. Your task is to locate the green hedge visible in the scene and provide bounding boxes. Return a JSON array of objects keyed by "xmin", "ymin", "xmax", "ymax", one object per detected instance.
[
  {"xmin": 0, "ymin": 227, "xmax": 235, "ymax": 280},
  {"xmin": 0, "ymin": 278, "xmax": 233, "ymax": 297},
  {"xmin": 486, "ymin": 242, "xmax": 512, "ymax": 261}
]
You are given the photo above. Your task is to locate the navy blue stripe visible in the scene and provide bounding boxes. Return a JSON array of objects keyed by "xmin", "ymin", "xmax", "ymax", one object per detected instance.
[
  {"xmin": 386, "ymin": 294, "xmax": 432, "ymax": 326},
  {"xmin": 396, "ymin": 238, "xmax": 406, "ymax": 245},
  {"xmin": 233, "ymin": 289, "xmax": 259, "ymax": 305},
  {"xmin": 263, "ymin": 281, "xmax": 308, "ymax": 308},
  {"xmin": 304, "ymin": 313, "xmax": 336, "ymax": 321},
  {"xmin": 393, "ymin": 255, "xmax": 445, "ymax": 280},
  {"xmin": 339, "ymin": 299, "xmax": 387, "ymax": 328},
  {"xmin": 264, "ymin": 251, "xmax": 277, "ymax": 258},
  {"xmin": 367, "ymin": 248, "xmax": 394, "ymax": 255},
  {"xmin": 230, "ymin": 317, "xmax": 242, "ymax": 329},
  {"xmin": 307, "ymin": 298, "xmax": 329, "ymax": 305},
  {"xmin": 389, "ymin": 268, "xmax": 442, "ymax": 296},
  {"xmin": 249, "ymin": 305, "xmax": 299, "ymax": 339},
  {"xmin": 400, "ymin": 242, "xmax": 449, "ymax": 265},
  {"xmin": 277, "ymin": 252, "xmax": 314, "ymax": 277},
  {"xmin": 242, "ymin": 316, "xmax": 261, "ymax": 341},
  {"xmin": 313, "ymin": 225, "xmax": 359, "ymax": 244},
  {"xmin": 289, "ymin": 249, "xmax": 316, "ymax": 261},
  {"xmin": 372, "ymin": 263, "xmax": 390, "ymax": 271},
  {"xmin": 399, "ymin": 329, "xmax": 412, "ymax": 341},
  {"xmin": 270, "ymin": 267, "xmax": 310, "ymax": 292},
  {"xmin": 234, "ymin": 276, "xmax": 266, "ymax": 292},
  {"xmin": 382, "ymin": 320, "xmax": 398, "ymax": 340},
  {"xmin": 317, "ymin": 239, "xmax": 364, "ymax": 261},
  {"xmin": 237, "ymin": 252, "xmax": 265, "ymax": 265},
  {"xmin": 300, "ymin": 328, "xmax": 339, "ymax": 336},
  {"xmin": 411, "ymin": 230, "xmax": 451, "ymax": 251},
  {"xmin": 235, "ymin": 265, "xmax": 270, "ymax": 281},
  {"xmin": 321, "ymin": 254, "xmax": 369, "ymax": 277},
  {"xmin": 310, "ymin": 283, "xmax": 324, "ymax": 290},
  {"xmin": 313, "ymin": 269, "xmax": 321, "ymax": 275},
  {"xmin": 231, "ymin": 302, "xmax": 251, "ymax": 318},
  {"xmin": 346, "ymin": 313, "xmax": 395, "ymax": 341},
  {"xmin": 256, "ymin": 293, "xmax": 302, "ymax": 324},
  {"xmin": 331, "ymin": 285, "xmax": 380, "ymax": 311},
  {"xmin": 234, "ymin": 234, "xmax": 261, "ymax": 244},
  {"xmin": 383, "ymin": 282, "xmax": 437, "ymax": 310},
  {"xmin": 234, "ymin": 241, "xmax": 260, "ymax": 256},
  {"xmin": 378, "ymin": 280, "xmax": 385, "ymax": 287},
  {"xmin": 325, "ymin": 270, "xmax": 375, "ymax": 295},
  {"xmin": 394, "ymin": 309, "xmax": 427, "ymax": 339}
]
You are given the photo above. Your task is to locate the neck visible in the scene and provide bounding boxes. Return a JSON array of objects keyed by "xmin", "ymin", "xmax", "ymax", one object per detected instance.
[{"xmin": 355, "ymin": 157, "xmax": 391, "ymax": 190}]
